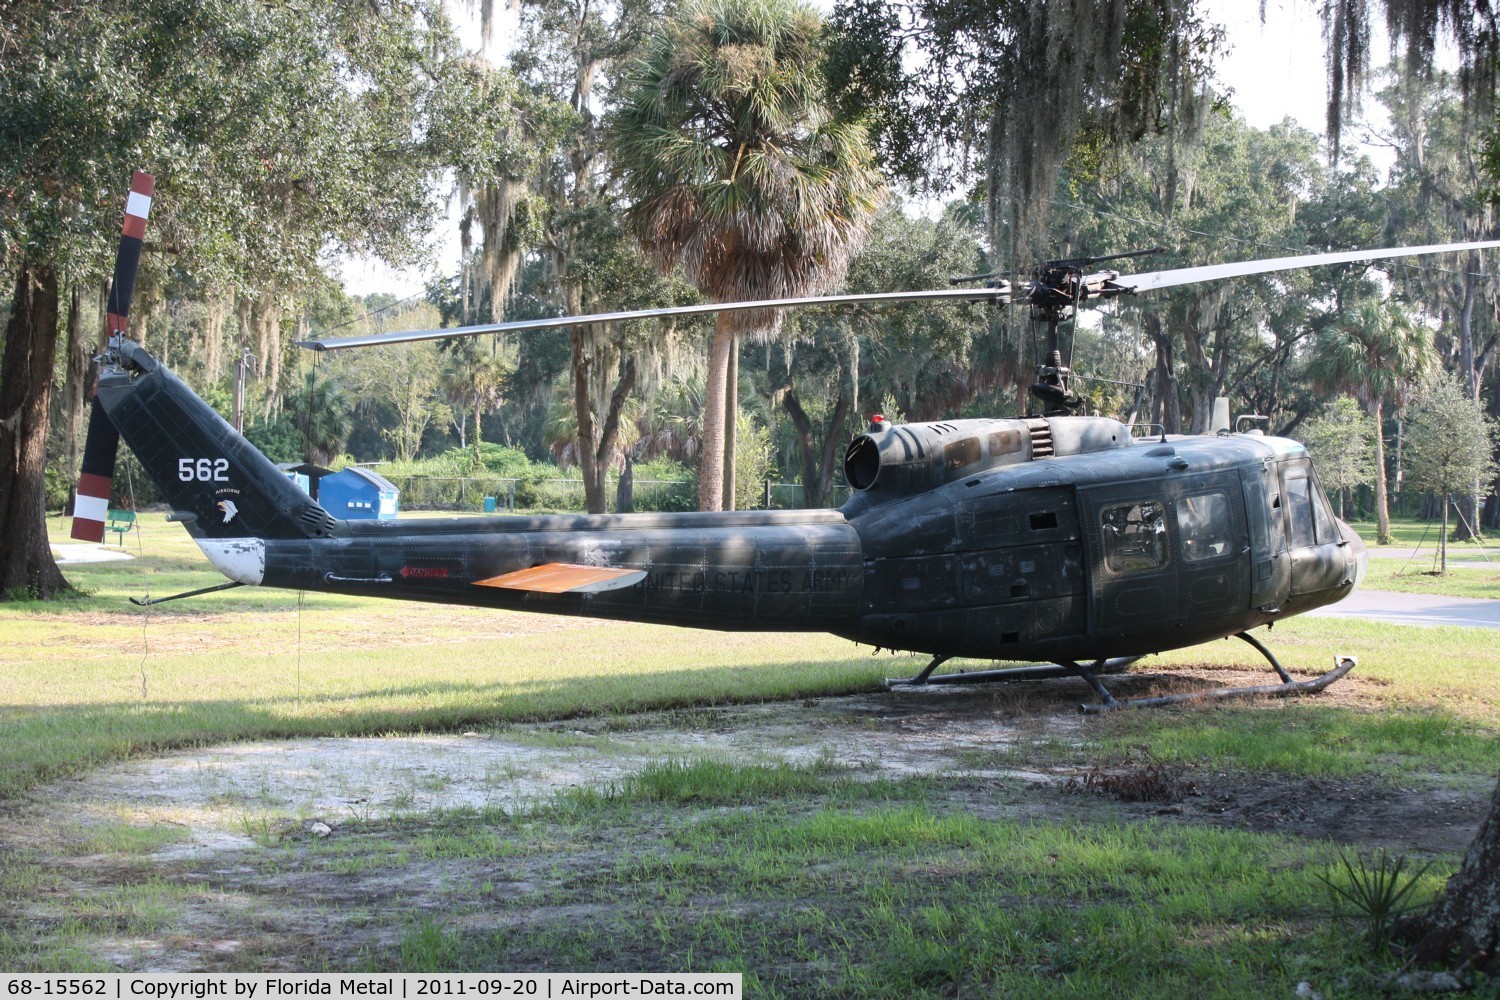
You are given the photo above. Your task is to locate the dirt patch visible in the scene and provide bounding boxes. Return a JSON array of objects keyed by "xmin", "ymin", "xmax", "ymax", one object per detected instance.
[
  {"xmin": 1, "ymin": 667, "xmax": 1490, "ymax": 973},
  {"xmin": 1173, "ymin": 773, "xmax": 1490, "ymax": 850},
  {"xmin": 10, "ymin": 690, "xmax": 1074, "ymax": 853}
]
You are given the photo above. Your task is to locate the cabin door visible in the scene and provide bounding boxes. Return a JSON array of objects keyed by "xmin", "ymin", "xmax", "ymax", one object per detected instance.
[
  {"xmin": 1169, "ymin": 475, "xmax": 1251, "ymax": 620},
  {"xmin": 1241, "ymin": 459, "xmax": 1291, "ymax": 610},
  {"xmin": 1281, "ymin": 457, "xmax": 1351, "ymax": 597},
  {"xmin": 1082, "ymin": 488, "xmax": 1179, "ymax": 636}
]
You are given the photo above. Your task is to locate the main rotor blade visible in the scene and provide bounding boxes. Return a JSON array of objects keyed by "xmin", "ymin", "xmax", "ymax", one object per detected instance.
[
  {"xmin": 302, "ymin": 238, "xmax": 1500, "ymax": 352},
  {"xmin": 1121, "ymin": 239, "xmax": 1500, "ymax": 293},
  {"xmin": 297, "ymin": 286, "xmax": 1010, "ymax": 351}
]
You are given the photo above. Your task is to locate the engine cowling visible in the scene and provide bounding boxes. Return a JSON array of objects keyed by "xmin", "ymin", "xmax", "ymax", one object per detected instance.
[{"xmin": 843, "ymin": 415, "xmax": 1132, "ymax": 502}]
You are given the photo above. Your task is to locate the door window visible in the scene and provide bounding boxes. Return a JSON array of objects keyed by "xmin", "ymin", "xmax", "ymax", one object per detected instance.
[
  {"xmin": 1101, "ymin": 500, "xmax": 1169, "ymax": 572},
  {"xmin": 1176, "ymin": 492, "xmax": 1232, "ymax": 562}
]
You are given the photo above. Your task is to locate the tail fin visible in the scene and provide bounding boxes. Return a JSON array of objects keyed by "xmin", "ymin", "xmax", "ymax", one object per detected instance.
[
  {"xmin": 97, "ymin": 341, "xmax": 338, "ymax": 543},
  {"xmin": 70, "ymin": 171, "xmax": 153, "ymax": 541}
]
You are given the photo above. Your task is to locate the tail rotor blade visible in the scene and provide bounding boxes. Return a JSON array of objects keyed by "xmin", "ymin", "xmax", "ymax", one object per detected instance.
[
  {"xmin": 71, "ymin": 170, "xmax": 152, "ymax": 542},
  {"xmin": 106, "ymin": 170, "xmax": 154, "ymax": 336},
  {"xmin": 70, "ymin": 397, "xmax": 120, "ymax": 542}
]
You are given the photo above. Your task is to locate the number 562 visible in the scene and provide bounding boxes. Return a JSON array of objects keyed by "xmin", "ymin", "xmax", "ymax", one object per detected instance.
[{"xmin": 178, "ymin": 458, "xmax": 228, "ymax": 482}]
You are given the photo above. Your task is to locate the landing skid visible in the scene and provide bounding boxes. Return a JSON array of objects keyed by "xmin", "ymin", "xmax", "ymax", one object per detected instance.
[
  {"xmin": 885, "ymin": 632, "xmax": 1356, "ymax": 713},
  {"xmin": 886, "ymin": 655, "xmax": 1140, "ymax": 688}
]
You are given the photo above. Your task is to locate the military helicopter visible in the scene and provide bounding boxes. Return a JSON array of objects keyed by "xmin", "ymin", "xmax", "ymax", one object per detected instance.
[{"xmin": 71, "ymin": 172, "xmax": 1500, "ymax": 710}]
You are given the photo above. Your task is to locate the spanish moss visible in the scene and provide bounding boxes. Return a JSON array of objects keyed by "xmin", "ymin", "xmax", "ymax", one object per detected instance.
[{"xmin": 1325, "ymin": 0, "xmax": 1500, "ymax": 160}]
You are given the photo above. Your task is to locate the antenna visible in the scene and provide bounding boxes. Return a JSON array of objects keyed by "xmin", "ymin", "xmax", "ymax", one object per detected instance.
[{"xmin": 232, "ymin": 345, "xmax": 257, "ymax": 434}]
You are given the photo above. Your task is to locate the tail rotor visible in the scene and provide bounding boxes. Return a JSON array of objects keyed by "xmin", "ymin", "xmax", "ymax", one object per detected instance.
[{"xmin": 70, "ymin": 170, "xmax": 153, "ymax": 543}]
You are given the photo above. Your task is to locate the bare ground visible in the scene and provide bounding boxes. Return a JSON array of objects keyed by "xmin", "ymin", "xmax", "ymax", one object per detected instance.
[{"xmin": 0, "ymin": 662, "xmax": 1490, "ymax": 974}]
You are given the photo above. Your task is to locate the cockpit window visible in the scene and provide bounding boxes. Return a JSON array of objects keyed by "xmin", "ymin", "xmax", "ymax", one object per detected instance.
[
  {"xmin": 1284, "ymin": 469, "xmax": 1316, "ymax": 548},
  {"xmin": 1102, "ymin": 500, "xmax": 1169, "ymax": 572},
  {"xmin": 1177, "ymin": 492, "xmax": 1232, "ymax": 562},
  {"xmin": 1310, "ymin": 471, "xmax": 1340, "ymax": 544}
]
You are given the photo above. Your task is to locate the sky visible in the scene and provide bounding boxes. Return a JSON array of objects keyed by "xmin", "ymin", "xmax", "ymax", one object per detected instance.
[{"xmin": 335, "ymin": 0, "xmax": 1412, "ymax": 299}]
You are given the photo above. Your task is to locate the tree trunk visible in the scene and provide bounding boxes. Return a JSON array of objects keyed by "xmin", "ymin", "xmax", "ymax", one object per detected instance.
[
  {"xmin": 1188, "ymin": 384, "xmax": 1210, "ymax": 435},
  {"xmin": 1398, "ymin": 772, "xmax": 1500, "ymax": 974},
  {"xmin": 58, "ymin": 284, "xmax": 89, "ymax": 517},
  {"xmin": 572, "ymin": 328, "xmax": 605, "ymax": 514},
  {"xmin": 0, "ymin": 265, "xmax": 71, "ymax": 599},
  {"xmin": 783, "ymin": 383, "xmax": 852, "ymax": 509},
  {"xmin": 1486, "ymin": 378, "xmax": 1500, "ymax": 531},
  {"xmin": 783, "ymin": 388, "xmax": 820, "ymax": 508},
  {"xmin": 593, "ymin": 357, "xmax": 637, "ymax": 514},
  {"xmin": 849, "ymin": 336, "xmax": 860, "ymax": 422},
  {"xmin": 1459, "ymin": 253, "xmax": 1480, "ymax": 401},
  {"xmin": 1371, "ymin": 395, "xmax": 1392, "ymax": 545},
  {"xmin": 1267, "ymin": 338, "xmax": 1287, "ymax": 430},
  {"xmin": 1440, "ymin": 493, "xmax": 1449, "ymax": 575},
  {"xmin": 616, "ymin": 452, "xmax": 634, "ymax": 514},
  {"xmin": 722, "ymin": 332, "xmax": 738, "ymax": 511},
  {"xmin": 1394, "ymin": 414, "xmax": 1405, "ymax": 507},
  {"xmin": 816, "ymin": 390, "xmax": 851, "ymax": 505},
  {"xmin": 698, "ymin": 317, "xmax": 733, "ymax": 512},
  {"xmin": 1122, "ymin": 378, "xmax": 1146, "ymax": 428},
  {"xmin": 1454, "ymin": 494, "xmax": 1480, "ymax": 543},
  {"xmin": 472, "ymin": 395, "xmax": 482, "ymax": 472},
  {"xmin": 1147, "ymin": 320, "xmax": 1181, "ymax": 435},
  {"xmin": 571, "ymin": 329, "xmax": 637, "ymax": 516},
  {"xmin": 1453, "ymin": 255, "xmax": 1481, "ymax": 541}
]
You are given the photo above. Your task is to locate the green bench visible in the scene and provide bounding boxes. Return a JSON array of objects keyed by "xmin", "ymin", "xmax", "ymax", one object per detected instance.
[{"xmin": 105, "ymin": 509, "xmax": 136, "ymax": 545}]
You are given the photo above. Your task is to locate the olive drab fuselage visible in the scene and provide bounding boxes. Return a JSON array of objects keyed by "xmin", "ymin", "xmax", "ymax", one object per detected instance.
[{"xmin": 97, "ymin": 342, "xmax": 1366, "ymax": 667}]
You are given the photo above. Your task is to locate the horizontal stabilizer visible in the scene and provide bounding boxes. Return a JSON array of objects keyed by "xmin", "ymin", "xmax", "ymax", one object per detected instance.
[{"xmin": 473, "ymin": 563, "xmax": 647, "ymax": 594}]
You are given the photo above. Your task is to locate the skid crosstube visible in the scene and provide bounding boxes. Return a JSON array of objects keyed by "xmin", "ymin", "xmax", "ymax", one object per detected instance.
[{"xmin": 885, "ymin": 632, "xmax": 1356, "ymax": 713}]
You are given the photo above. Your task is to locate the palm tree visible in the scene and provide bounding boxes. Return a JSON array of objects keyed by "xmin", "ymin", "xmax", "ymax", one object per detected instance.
[
  {"xmin": 440, "ymin": 338, "xmax": 513, "ymax": 471},
  {"xmin": 1306, "ymin": 299, "xmax": 1433, "ymax": 544},
  {"xmin": 289, "ymin": 367, "xmax": 352, "ymax": 467},
  {"xmin": 610, "ymin": 0, "xmax": 882, "ymax": 511}
]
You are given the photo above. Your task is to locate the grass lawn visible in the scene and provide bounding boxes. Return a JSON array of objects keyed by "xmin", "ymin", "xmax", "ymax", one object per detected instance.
[
  {"xmin": 1346, "ymin": 514, "xmax": 1499, "ymax": 555},
  {"xmin": 1, "ymin": 511, "xmax": 1497, "ymax": 991},
  {"xmin": 1360, "ymin": 559, "xmax": 1500, "ymax": 599}
]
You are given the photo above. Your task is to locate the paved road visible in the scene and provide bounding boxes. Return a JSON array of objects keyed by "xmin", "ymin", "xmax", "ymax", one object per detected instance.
[
  {"xmin": 1308, "ymin": 589, "xmax": 1500, "ymax": 628},
  {"xmin": 50, "ymin": 543, "xmax": 132, "ymax": 564}
]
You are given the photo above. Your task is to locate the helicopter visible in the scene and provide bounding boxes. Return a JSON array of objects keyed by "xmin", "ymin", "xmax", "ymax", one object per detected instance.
[{"xmin": 70, "ymin": 171, "xmax": 1500, "ymax": 711}]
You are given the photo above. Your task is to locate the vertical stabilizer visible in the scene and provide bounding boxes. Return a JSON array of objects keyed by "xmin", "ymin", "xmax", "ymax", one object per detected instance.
[{"xmin": 97, "ymin": 341, "xmax": 339, "ymax": 546}]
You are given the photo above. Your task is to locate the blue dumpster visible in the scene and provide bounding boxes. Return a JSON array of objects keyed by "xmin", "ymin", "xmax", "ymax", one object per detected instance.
[{"xmin": 319, "ymin": 467, "xmax": 399, "ymax": 520}]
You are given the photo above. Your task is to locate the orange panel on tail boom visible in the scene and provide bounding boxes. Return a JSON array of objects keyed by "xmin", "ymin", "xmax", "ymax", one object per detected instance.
[{"xmin": 474, "ymin": 563, "xmax": 647, "ymax": 594}]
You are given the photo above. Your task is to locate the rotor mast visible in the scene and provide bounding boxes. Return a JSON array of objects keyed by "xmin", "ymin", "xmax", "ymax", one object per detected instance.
[{"xmin": 952, "ymin": 246, "xmax": 1164, "ymax": 416}]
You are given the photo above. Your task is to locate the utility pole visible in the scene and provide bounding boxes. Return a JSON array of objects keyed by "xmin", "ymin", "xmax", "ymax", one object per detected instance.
[{"xmin": 231, "ymin": 345, "xmax": 256, "ymax": 434}]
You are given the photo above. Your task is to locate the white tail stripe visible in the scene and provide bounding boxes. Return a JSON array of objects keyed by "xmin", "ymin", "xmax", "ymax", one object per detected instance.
[
  {"xmin": 74, "ymin": 494, "xmax": 110, "ymax": 523},
  {"xmin": 195, "ymin": 538, "xmax": 266, "ymax": 585},
  {"xmin": 125, "ymin": 191, "xmax": 152, "ymax": 220}
]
